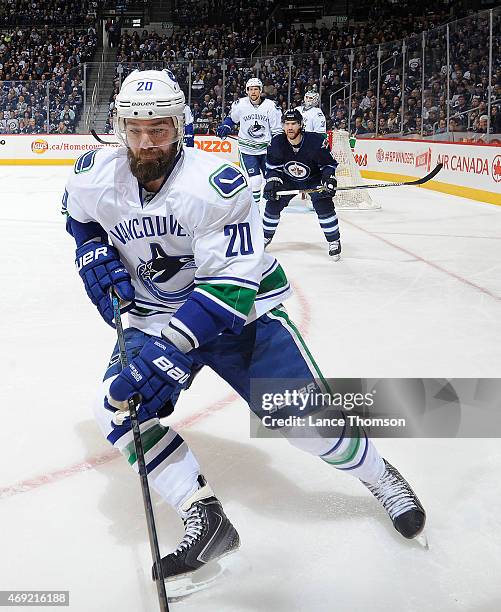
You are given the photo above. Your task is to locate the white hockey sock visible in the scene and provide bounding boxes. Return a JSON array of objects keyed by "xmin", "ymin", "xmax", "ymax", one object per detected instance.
[
  {"xmin": 116, "ymin": 422, "xmax": 200, "ymax": 515},
  {"xmin": 94, "ymin": 379, "xmax": 201, "ymax": 516},
  {"xmin": 284, "ymin": 428, "xmax": 385, "ymax": 484}
]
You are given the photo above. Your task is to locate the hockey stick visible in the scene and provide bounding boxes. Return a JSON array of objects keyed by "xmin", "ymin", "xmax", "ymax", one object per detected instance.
[
  {"xmin": 91, "ymin": 128, "xmax": 237, "ymax": 146},
  {"xmin": 276, "ymin": 162, "xmax": 443, "ymax": 196},
  {"xmin": 111, "ymin": 293, "xmax": 170, "ymax": 612},
  {"xmin": 91, "ymin": 129, "xmax": 119, "ymax": 145}
]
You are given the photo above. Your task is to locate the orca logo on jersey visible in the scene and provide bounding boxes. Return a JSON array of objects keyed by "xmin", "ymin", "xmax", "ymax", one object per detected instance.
[
  {"xmin": 137, "ymin": 242, "xmax": 196, "ymax": 303},
  {"xmin": 284, "ymin": 161, "xmax": 310, "ymax": 180},
  {"xmin": 247, "ymin": 120, "xmax": 265, "ymax": 139}
]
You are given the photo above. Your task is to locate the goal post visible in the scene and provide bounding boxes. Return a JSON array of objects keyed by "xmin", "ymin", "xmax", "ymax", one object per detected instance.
[{"xmin": 329, "ymin": 130, "xmax": 381, "ymax": 210}]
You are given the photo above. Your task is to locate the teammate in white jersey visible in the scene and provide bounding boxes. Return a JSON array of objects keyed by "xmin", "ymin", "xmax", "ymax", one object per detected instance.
[
  {"xmin": 63, "ymin": 69, "xmax": 426, "ymax": 587},
  {"xmin": 215, "ymin": 77, "xmax": 282, "ymax": 206},
  {"xmin": 183, "ymin": 103, "xmax": 194, "ymax": 147},
  {"xmin": 295, "ymin": 91, "xmax": 327, "ymax": 135}
]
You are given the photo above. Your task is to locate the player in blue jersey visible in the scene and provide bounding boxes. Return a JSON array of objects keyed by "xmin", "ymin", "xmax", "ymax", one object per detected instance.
[
  {"xmin": 263, "ymin": 109, "xmax": 342, "ymax": 259},
  {"xmin": 63, "ymin": 70, "xmax": 425, "ymax": 586}
]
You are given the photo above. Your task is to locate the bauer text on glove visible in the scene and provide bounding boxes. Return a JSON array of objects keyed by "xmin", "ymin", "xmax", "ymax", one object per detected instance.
[
  {"xmin": 75, "ymin": 241, "xmax": 135, "ymax": 326},
  {"xmin": 106, "ymin": 339, "xmax": 193, "ymax": 419}
]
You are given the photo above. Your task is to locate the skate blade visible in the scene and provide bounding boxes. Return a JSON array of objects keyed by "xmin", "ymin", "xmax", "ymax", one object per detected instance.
[
  {"xmin": 414, "ymin": 531, "xmax": 429, "ymax": 550},
  {"xmin": 163, "ymin": 549, "xmax": 240, "ymax": 601}
]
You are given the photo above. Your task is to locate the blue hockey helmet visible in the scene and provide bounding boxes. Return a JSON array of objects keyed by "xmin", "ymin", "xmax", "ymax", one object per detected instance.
[{"xmin": 282, "ymin": 108, "xmax": 303, "ymax": 127}]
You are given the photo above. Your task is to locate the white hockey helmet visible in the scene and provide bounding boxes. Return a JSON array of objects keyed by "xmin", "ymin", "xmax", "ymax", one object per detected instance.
[
  {"xmin": 246, "ymin": 77, "xmax": 263, "ymax": 93},
  {"xmin": 303, "ymin": 90, "xmax": 320, "ymax": 110},
  {"xmin": 113, "ymin": 69, "xmax": 186, "ymax": 150}
]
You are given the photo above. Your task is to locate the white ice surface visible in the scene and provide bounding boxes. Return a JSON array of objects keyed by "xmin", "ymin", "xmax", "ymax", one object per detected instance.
[{"xmin": 1, "ymin": 166, "xmax": 501, "ymax": 611}]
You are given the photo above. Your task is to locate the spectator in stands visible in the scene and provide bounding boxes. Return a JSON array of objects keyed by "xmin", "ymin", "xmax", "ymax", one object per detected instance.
[
  {"xmin": 2, "ymin": 0, "xmax": 488, "ymax": 140},
  {"xmin": 353, "ymin": 116, "xmax": 367, "ymax": 135},
  {"xmin": 56, "ymin": 120, "xmax": 69, "ymax": 134},
  {"xmin": 378, "ymin": 117, "xmax": 389, "ymax": 135},
  {"xmin": 474, "ymin": 114, "xmax": 489, "ymax": 134},
  {"xmin": 60, "ymin": 104, "xmax": 75, "ymax": 122},
  {"xmin": 0, "ymin": 23, "xmax": 96, "ymax": 134},
  {"xmin": 387, "ymin": 110, "xmax": 400, "ymax": 132},
  {"xmin": 491, "ymin": 106, "xmax": 501, "ymax": 134}
]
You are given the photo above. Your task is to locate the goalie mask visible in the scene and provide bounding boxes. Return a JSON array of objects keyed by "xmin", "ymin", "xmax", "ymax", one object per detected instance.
[
  {"xmin": 303, "ymin": 91, "xmax": 320, "ymax": 110},
  {"xmin": 113, "ymin": 69, "xmax": 186, "ymax": 152}
]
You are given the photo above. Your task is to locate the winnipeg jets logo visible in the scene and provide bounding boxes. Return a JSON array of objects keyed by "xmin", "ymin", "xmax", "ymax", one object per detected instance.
[
  {"xmin": 247, "ymin": 120, "xmax": 265, "ymax": 139},
  {"xmin": 284, "ymin": 161, "xmax": 310, "ymax": 180},
  {"xmin": 137, "ymin": 243, "xmax": 196, "ymax": 303}
]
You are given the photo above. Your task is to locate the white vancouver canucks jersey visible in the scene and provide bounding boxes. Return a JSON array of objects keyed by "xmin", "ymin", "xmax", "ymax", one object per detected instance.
[
  {"xmin": 295, "ymin": 105, "xmax": 327, "ymax": 134},
  {"xmin": 64, "ymin": 147, "xmax": 291, "ymax": 337},
  {"xmin": 229, "ymin": 97, "xmax": 282, "ymax": 156},
  {"xmin": 183, "ymin": 104, "xmax": 194, "ymax": 126}
]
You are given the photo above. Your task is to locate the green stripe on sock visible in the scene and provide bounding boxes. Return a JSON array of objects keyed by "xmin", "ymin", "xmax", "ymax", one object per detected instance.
[
  {"xmin": 124, "ymin": 424, "xmax": 171, "ymax": 466},
  {"xmin": 197, "ymin": 283, "xmax": 257, "ymax": 316},
  {"xmin": 270, "ymin": 307, "xmax": 329, "ymax": 390},
  {"xmin": 321, "ymin": 427, "xmax": 361, "ymax": 466}
]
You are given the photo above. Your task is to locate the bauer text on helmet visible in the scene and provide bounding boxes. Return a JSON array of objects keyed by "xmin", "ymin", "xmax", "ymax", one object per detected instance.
[{"xmin": 113, "ymin": 69, "xmax": 186, "ymax": 150}]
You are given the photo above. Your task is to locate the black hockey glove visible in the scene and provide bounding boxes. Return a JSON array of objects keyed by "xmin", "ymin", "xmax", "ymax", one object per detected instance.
[
  {"xmin": 321, "ymin": 168, "xmax": 337, "ymax": 195},
  {"xmin": 263, "ymin": 177, "xmax": 283, "ymax": 201}
]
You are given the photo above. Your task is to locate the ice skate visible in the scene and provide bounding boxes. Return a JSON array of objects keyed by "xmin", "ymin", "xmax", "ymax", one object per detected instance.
[
  {"xmin": 328, "ymin": 240, "xmax": 341, "ymax": 260},
  {"xmin": 362, "ymin": 459, "xmax": 426, "ymax": 539},
  {"xmin": 153, "ymin": 476, "xmax": 240, "ymax": 583}
]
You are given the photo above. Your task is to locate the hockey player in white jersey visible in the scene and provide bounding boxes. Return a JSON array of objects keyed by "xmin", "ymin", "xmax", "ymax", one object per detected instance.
[
  {"xmin": 295, "ymin": 91, "xmax": 327, "ymax": 135},
  {"xmin": 63, "ymin": 69, "xmax": 426, "ymax": 587},
  {"xmin": 215, "ymin": 77, "xmax": 282, "ymax": 206},
  {"xmin": 183, "ymin": 103, "xmax": 194, "ymax": 147}
]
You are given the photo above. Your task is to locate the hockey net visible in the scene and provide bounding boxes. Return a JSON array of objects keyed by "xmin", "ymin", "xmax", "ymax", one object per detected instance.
[{"xmin": 329, "ymin": 130, "xmax": 381, "ymax": 210}]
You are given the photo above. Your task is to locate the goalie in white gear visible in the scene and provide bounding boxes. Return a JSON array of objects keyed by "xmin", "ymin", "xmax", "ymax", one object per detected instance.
[
  {"xmin": 295, "ymin": 90, "xmax": 327, "ymax": 135},
  {"xmin": 216, "ymin": 77, "xmax": 282, "ymax": 206},
  {"xmin": 63, "ymin": 68, "xmax": 426, "ymax": 590}
]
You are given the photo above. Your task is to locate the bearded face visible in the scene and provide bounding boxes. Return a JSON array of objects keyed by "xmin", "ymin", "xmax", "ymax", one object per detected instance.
[
  {"xmin": 127, "ymin": 146, "xmax": 177, "ymax": 185},
  {"xmin": 125, "ymin": 117, "xmax": 180, "ymax": 185}
]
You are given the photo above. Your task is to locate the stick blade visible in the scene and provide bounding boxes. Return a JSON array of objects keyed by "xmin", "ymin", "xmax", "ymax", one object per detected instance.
[
  {"xmin": 411, "ymin": 162, "xmax": 443, "ymax": 185},
  {"xmin": 91, "ymin": 129, "xmax": 119, "ymax": 145}
]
